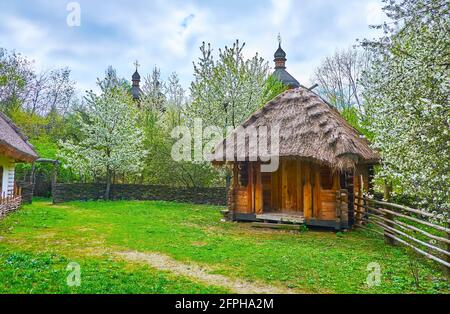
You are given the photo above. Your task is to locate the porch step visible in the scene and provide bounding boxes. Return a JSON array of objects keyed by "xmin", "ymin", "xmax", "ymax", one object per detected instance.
[
  {"xmin": 251, "ymin": 222, "xmax": 302, "ymax": 230},
  {"xmin": 255, "ymin": 213, "xmax": 305, "ymax": 224}
]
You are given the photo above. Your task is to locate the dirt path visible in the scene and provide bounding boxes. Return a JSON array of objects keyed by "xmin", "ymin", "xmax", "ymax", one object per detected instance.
[{"xmin": 117, "ymin": 251, "xmax": 296, "ymax": 294}]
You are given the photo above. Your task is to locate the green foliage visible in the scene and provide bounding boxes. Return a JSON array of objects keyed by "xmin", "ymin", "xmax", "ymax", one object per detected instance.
[
  {"xmin": 361, "ymin": 0, "xmax": 449, "ymax": 215},
  {"xmin": 188, "ymin": 40, "xmax": 270, "ymax": 129},
  {"xmin": 0, "ymin": 249, "xmax": 226, "ymax": 294},
  {"xmin": 139, "ymin": 107, "xmax": 223, "ymax": 187},
  {"xmin": 340, "ymin": 106, "xmax": 374, "ymax": 141},
  {"xmin": 299, "ymin": 224, "xmax": 309, "ymax": 233},
  {"xmin": 7, "ymin": 108, "xmax": 49, "ymax": 138},
  {"xmin": 137, "ymin": 69, "xmax": 223, "ymax": 188},
  {"xmin": 261, "ymin": 75, "xmax": 289, "ymax": 105},
  {"xmin": 0, "ymin": 199, "xmax": 447, "ymax": 294}
]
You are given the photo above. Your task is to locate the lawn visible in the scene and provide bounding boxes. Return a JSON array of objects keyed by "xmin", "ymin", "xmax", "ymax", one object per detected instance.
[{"xmin": 0, "ymin": 199, "xmax": 447, "ymax": 294}]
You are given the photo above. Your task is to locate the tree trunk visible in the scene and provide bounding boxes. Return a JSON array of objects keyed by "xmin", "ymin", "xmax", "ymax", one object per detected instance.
[
  {"xmin": 383, "ymin": 181, "xmax": 396, "ymax": 245},
  {"xmin": 104, "ymin": 169, "xmax": 112, "ymax": 201}
]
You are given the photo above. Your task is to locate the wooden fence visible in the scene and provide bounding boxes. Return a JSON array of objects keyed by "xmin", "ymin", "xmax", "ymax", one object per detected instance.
[
  {"xmin": 0, "ymin": 185, "xmax": 22, "ymax": 218},
  {"xmin": 0, "ymin": 184, "xmax": 22, "ymax": 204},
  {"xmin": 336, "ymin": 189, "xmax": 450, "ymax": 270}
]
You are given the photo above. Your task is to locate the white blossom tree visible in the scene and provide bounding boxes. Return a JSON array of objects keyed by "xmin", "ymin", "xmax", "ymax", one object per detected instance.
[
  {"xmin": 59, "ymin": 81, "xmax": 146, "ymax": 200},
  {"xmin": 141, "ymin": 66, "xmax": 166, "ymax": 113},
  {"xmin": 187, "ymin": 40, "xmax": 285, "ymax": 188},
  {"xmin": 188, "ymin": 40, "xmax": 270, "ymax": 129},
  {"xmin": 362, "ymin": 0, "xmax": 449, "ymax": 215}
]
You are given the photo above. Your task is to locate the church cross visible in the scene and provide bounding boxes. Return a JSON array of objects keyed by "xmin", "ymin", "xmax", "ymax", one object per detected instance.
[{"xmin": 134, "ymin": 60, "xmax": 140, "ymax": 71}]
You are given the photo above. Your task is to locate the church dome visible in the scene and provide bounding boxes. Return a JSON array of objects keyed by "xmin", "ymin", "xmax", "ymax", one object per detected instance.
[
  {"xmin": 274, "ymin": 44, "xmax": 287, "ymax": 60},
  {"xmin": 132, "ymin": 70, "xmax": 140, "ymax": 81}
]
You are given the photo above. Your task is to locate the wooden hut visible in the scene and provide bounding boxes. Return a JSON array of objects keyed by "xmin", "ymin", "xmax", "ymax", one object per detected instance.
[
  {"xmin": 213, "ymin": 87, "xmax": 379, "ymax": 230},
  {"xmin": 0, "ymin": 112, "xmax": 38, "ymax": 198}
]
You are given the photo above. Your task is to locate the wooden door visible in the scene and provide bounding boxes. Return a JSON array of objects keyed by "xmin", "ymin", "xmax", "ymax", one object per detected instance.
[
  {"xmin": 282, "ymin": 159, "xmax": 300, "ymax": 212},
  {"xmin": 261, "ymin": 172, "xmax": 272, "ymax": 210}
]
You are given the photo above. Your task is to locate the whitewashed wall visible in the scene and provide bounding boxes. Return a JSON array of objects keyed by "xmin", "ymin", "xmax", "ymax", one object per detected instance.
[{"xmin": 0, "ymin": 155, "xmax": 15, "ymax": 197}]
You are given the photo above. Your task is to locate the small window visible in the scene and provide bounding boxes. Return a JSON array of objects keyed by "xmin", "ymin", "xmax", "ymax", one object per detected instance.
[{"xmin": 320, "ymin": 167, "xmax": 333, "ymax": 190}]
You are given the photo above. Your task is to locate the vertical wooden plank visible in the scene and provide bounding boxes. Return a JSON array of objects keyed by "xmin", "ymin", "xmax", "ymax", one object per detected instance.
[
  {"xmin": 289, "ymin": 160, "xmax": 297, "ymax": 210},
  {"xmin": 255, "ymin": 163, "xmax": 263, "ymax": 214},
  {"xmin": 281, "ymin": 159, "xmax": 287, "ymax": 210},
  {"xmin": 279, "ymin": 159, "xmax": 283, "ymax": 211},
  {"xmin": 272, "ymin": 169, "xmax": 279, "ymax": 210},
  {"xmin": 314, "ymin": 165, "xmax": 321, "ymax": 219},
  {"xmin": 332, "ymin": 171, "xmax": 339, "ymax": 190},
  {"xmin": 354, "ymin": 168, "xmax": 365, "ymax": 224},
  {"xmin": 247, "ymin": 162, "xmax": 254, "ymax": 213},
  {"xmin": 303, "ymin": 162, "xmax": 312, "ymax": 219},
  {"xmin": 353, "ymin": 168, "xmax": 360, "ymax": 223},
  {"xmin": 296, "ymin": 160, "xmax": 303, "ymax": 212}
]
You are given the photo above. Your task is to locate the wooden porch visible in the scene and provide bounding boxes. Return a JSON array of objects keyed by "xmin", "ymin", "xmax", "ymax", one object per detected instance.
[{"xmin": 256, "ymin": 212, "xmax": 305, "ymax": 224}]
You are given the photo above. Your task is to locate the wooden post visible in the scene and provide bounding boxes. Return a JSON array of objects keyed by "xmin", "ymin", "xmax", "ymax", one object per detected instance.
[
  {"xmin": 255, "ymin": 163, "xmax": 262, "ymax": 214},
  {"xmin": 347, "ymin": 171, "xmax": 355, "ymax": 228},
  {"xmin": 368, "ymin": 164, "xmax": 375, "ymax": 195},
  {"xmin": 383, "ymin": 182, "xmax": 396, "ymax": 245},
  {"xmin": 296, "ymin": 160, "xmax": 303, "ymax": 212},
  {"xmin": 248, "ymin": 162, "xmax": 254, "ymax": 212},
  {"xmin": 30, "ymin": 162, "xmax": 36, "ymax": 184},
  {"xmin": 358, "ymin": 174, "xmax": 364, "ymax": 225},
  {"xmin": 314, "ymin": 166, "xmax": 321, "ymax": 219},
  {"xmin": 303, "ymin": 162, "xmax": 312, "ymax": 219},
  {"xmin": 51, "ymin": 161, "xmax": 59, "ymax": 204},
  {"xmin": 335, "ymin": 191, "xmax": 342, "ymax": 229},
  {"xmin": 281, "ymin": 159, "xmax": 287, "ymax": 210}
]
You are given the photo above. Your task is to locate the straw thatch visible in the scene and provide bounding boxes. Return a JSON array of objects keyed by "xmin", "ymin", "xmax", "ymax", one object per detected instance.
[
  {"xmin": 213, "ymin": 87, "xmax": 379, "ymax": 170},
  {"xmin": 0, "ymin": 112, "xmax": 38, "ymax": 162}
]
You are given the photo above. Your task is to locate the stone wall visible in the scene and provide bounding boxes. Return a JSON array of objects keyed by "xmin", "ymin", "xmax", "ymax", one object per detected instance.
[
  {"xmin": 0, "ymin": 196, "xmax": 22, "ymax": 218},
  {"xmin": 53, "ymin": 183, "xmax": 227, "ymax": 205}
]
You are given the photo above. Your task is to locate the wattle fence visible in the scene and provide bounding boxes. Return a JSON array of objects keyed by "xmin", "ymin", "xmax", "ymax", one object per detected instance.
[
  {"xmin": 337, "ymin": 190, "xmax": 450, "ymax": 270},
  {"xmin": 52, "ymin": 183, "xmax": 227, "ymax": 206},
  {"xmin": 0, "ymin": 185, "xmax": 23, "ymax": 218}
]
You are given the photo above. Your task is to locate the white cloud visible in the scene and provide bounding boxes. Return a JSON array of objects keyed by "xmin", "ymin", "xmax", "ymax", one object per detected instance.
[
  {"xmin": 271, "ymin": 0, "xmax": 292, "ymax": 26},
  {"xmin": 0, "ymin": 0, "xmax": 385, "ymax": 94},
  {"xmin": 366, "ymin": 1, "xmax": 384, "ymax": 25}
]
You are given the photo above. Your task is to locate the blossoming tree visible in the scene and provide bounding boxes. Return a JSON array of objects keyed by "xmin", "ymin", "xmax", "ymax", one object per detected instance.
[
  {"xmin": 59, "ymin": 82, "xmax": 146, "ymax": 200},
  {"xmin": 362, "ymin": 0, "xmax": 449, "ymax": 214}
]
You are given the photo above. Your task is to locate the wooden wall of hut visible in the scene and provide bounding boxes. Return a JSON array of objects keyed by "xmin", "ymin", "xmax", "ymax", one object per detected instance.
[{"xmin": 230, "ymin": 158, "xmax": 359, "ymax": 221}]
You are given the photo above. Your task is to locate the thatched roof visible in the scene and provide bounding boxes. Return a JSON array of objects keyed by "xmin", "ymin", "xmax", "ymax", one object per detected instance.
[
  {"xmin": 0, "ymin": 112, "xmax": 38, "ymax": 162},
  {"xmin": 213, "ymin": 87, "xmax": 379, "ymax": 170}
]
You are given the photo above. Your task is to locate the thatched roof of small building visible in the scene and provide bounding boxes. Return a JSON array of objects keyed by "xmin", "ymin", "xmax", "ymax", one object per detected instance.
[
  {"xmin": 0, "ymin": 112, "xmax": 38, "ymax": 163},
  {"xmin": 213, "ymin": 87, "xmax": 379, "ymax": 170}
]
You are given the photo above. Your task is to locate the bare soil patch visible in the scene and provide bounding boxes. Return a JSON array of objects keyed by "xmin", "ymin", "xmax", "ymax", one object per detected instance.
[{"xmin": 117, "ymin": 251, "xmax": 297, "ymax": 294}]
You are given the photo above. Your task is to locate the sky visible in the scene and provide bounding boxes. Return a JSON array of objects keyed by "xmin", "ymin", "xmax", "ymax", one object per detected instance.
[{"xmin": 0, "ymin": 0, "xmax": 386, "ymax": 94}]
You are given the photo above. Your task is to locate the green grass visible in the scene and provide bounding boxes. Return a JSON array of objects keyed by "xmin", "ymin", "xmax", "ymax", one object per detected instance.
[{"xmin": 0, "ymin": 199, "xmax": 448, "ymax": 294}]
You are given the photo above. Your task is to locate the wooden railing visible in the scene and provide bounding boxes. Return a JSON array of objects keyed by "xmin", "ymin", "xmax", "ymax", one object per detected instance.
[
  {"xmin": 0, "ymin": 185, "xmax": 22, "ymax": 205},
  {"xmin": 337, "ymin": 190, "xmax": 450, "ymax": 269}
]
